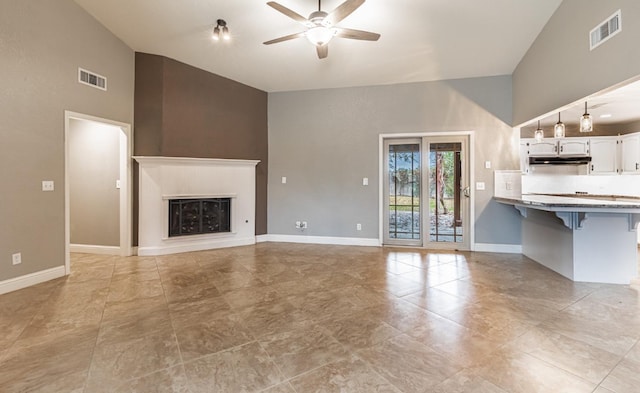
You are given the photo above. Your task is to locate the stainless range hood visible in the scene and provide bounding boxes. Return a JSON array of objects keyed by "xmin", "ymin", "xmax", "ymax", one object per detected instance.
[{"xmin": 529, "ymin": 156, "xmax": 592, "ymax": 165}]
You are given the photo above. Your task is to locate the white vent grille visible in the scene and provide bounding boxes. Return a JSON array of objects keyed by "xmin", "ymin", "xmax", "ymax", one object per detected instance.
[
  {"xmin": 78, "ymin": 68, "xmax": 107, "ymax": 91},
  {"xmin": 590, "ymin": 10, "xmax": 621, "ymax": 51}
]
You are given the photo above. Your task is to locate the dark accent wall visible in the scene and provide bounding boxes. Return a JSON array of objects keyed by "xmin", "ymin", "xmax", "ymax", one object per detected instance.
[{"xmin": 134, "ymin": 53, "xmax": 268, "ymax": 237}]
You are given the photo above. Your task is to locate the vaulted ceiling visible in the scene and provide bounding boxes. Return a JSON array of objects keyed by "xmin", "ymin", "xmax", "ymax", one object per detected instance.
[{"xmin": 74, "ymin": 0, "xmax": 562, "ymax": 92}]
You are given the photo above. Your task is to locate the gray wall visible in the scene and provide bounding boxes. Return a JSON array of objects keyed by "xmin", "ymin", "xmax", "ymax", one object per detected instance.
[
  {"xmin": 69, "ymin": 119, "xmax": 120, "ymax": 247},
  {"xmin": 513, "ymin": 0, "xmax": 640, "ymax": 126},
  {"xmin": 0, "ymin": 0, "xmax": 134, "ymax": 281},
  {"xmin": 268, "ymin": 76, "xmax": 523, "ymax": 246}
]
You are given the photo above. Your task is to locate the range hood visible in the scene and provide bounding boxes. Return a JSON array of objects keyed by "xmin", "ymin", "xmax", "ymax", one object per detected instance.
[{"xmin": 529, "ymin": 156, "xmax": 592, "ymax": 165}]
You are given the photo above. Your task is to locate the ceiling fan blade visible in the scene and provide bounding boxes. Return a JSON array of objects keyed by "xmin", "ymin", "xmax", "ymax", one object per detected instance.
[
  {"xmin": 335, "ymin": 27, "xmax": 380, "ymax": 41},
  {"xmin": 316, "ymin": 44, "xmax": 328, "ymax": 59},
  {"xmin": 266, "ymin": 2, "xmax": 308, "ymax": 24},
  {"xmin": 263, "ymin": 32, "xmax": 305, "ymax": 45},
  {"xmin": 326, "ymin": 0, "xmax": 365, "ymax": 25}
]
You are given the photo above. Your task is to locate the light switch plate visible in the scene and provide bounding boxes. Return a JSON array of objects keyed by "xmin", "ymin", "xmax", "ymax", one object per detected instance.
[
  {"xmin": 476, "ymin": 182, "xmax": 486, "ymax": 190},
  {"xmin": 281, "ymin": 177, "xmax": 287, "ymax": 184},
  {"xmin": 485, "ymin": 161, "xmax": 491, "ymax": 169},
  {"xmin": 362, "ymin": 177, "xmax": 368, "ymax": 186}
]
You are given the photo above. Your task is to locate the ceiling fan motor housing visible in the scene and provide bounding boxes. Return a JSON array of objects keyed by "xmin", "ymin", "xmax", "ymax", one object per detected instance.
[{"xmin": 308, "ymin": 10, "xmax": 330, "ymax": 26}]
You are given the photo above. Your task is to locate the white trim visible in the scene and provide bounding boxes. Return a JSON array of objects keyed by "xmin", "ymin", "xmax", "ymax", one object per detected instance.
[
  {"xmin": 378, "ymin": 131, "xmax": 475, "ymax": 251},
  {"xmin": 162, "ymin": 194, "xmax": 237, "ymax": 200},
  {"xmin": 0, "ymin": 266, "xmax": 66, "ymax": 295},
  {"xmin": 69, "ymin": 244, "xmax": 121, "ymax": 255},
  {"xmin": 473, "ymin": 243, "xmax": 522, "ymax": 254},
  {"xmin": 133, "ymin": 156, "xmax": 260, "ymax": 167},
  {"xmin": 263, "ymin": 234, "xmax": 380, "ymax": 247},
  {"xmin": 137, "ymin": 237, "xmax": 256, "ymax": 256},
  {"xmin": 132, "ymin": 246, "xmax": 139, "ymax": 256},
  {"xmin": 255, "ymin": 234, "xmax": 271, "ymax": 243},
  {"xmin": 64, "ymin": 111, "xmax": 133, "ymax": 277}
]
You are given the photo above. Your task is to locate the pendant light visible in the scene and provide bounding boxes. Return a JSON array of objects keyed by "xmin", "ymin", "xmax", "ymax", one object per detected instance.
[
  {"xmin": 554, "ymin": 112, "xmax": 565, "ymax": 138},
  {"xmin": 534, "ymin": 120, "xmax": 544, "ymax": 141},
  {"xmin": 580, "ymin": 102, "xmax": 593, "ymax": 132},
  {"xmin": 212, "ymin": 19, "xmax": 230, "ymax": 41}
]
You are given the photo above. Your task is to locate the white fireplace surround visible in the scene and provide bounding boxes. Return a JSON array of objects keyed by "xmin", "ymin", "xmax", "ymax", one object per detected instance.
[{"xmin": 134, "ymin": 156, "xmax": 259, "ymax": 256}]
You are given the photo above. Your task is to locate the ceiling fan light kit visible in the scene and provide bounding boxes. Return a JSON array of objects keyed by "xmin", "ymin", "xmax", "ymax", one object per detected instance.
[
  {"xmin": 264, "ymin": 0, "xmax": 380, "ymax": 59},
  {"xmin": 213, "ymin": 19, "xmax": 230, "ymax": 41}
]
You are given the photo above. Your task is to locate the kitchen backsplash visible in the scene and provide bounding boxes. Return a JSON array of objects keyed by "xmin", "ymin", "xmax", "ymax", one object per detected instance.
[{"xmin": 494, "ymin": 170, "xmax": 640, "ymax": 197}]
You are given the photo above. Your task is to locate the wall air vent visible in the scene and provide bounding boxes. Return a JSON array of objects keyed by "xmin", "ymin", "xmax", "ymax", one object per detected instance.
[
  {"xmin": 78, "ymin": 68, "xmax": 107, "ymax": 91},
  {"xmin": 590, "ymin": 9, "xmax": 621, "ymax": 51}
]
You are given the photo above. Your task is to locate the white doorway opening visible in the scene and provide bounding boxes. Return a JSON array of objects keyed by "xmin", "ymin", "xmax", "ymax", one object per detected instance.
[{"xmin": 64, "ymin": 111, "xmax": 132, "ymax": 274}]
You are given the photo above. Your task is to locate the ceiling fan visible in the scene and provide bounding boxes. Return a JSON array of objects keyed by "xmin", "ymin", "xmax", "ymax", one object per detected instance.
[{"xmin": 263, "ymin": 0, "xmax": 381, "ymax": 59}]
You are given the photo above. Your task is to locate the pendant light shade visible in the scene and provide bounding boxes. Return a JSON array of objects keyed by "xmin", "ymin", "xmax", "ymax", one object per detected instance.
[
  {"xmin": 554, "ymin": 112, "xmax": 565, "ymax": 138},
  {"xmin": 534, "ymin": 120, "xmax": 544, "ymax": 142},
  {"xmin": 580, "ymin": 102, "xmax": 593, "ymax": 132}
]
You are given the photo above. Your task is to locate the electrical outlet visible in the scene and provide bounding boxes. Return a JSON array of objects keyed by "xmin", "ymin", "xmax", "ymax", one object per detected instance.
[
  {"xmin": 295, "ymin": 221, "xmax": 301, "ymax": 229},
  {"xmin": 12, "ymin": 253, "xmax": 21, "ymax": 265},
  {"xmin": 356, "ymin": 223, "xmax": 362, "ymax": 231},
  {"xmin": 42, "ymin": 180, "xmax": 54, "ymax": 191},
  {"xmin": 301, "ymin": 221, "xmax": 308, "ymax": 229},
  {"xmin": 476, "ymin": 182, "xmax": 485, "ymax": 191}
]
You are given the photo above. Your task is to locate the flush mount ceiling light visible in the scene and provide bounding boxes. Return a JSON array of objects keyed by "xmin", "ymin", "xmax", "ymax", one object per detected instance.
[
  {"xmin": 534, "ymin": 120, "xmax": 544, "ymax": 142},
  {"xmin": 554, "ymin": 112, "xmax": 565, "ymax": 138},
  {"xmin": 263, "ymin": 0, "xmax": 380, "ymax": 59},
  {"xmin": 212, "ymin": 19, "xmax": 230, "ymax": 41},
  {"xmin": 580, "ymin": 102, "xmax": 593, "ymax": 132}
]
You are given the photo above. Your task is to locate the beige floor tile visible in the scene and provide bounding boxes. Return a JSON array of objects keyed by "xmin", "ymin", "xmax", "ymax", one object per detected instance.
[
  {"xmin": 432, "ymin": 369, "xmax": 508, "ymax": 393},
  {"xmin": 174, "ymin": 314, "xmax": 254, "ymax": 361},
  {"xmin": 86, "ymin": 328, "xmax": 182, "ymax": 389},
  {"xmin": 600, "ymin": 357, "xmax": 640, "ymax": 393},
  {"xmin": 0, "ymin": 246, "xmax": 638, "ymax": 391},
  {"xmin": 289, "ymin": 356, "xmax": 402, "ymax": 393},
  {"xmin": 184, "ymin": 341, "xmax": 283, "ymax": 392},
  {"xmin": 357, "ymin": 334, "xmax": 462, "ymax": 392},
  {"xmin": 0, "ymin": 326, "xmax": 96, "ymax": 393},
  {"xmin": 505, "ymin": 325, "xmax": 623, "ymax": 384},
  {"xmin": 475, "ymin": 349, "xmax": 596, "ymax": 393},
  {"xmin": 259, "ymin": 324, "xmax": 350, "ymax": 379},
  {"xmin": 321, "ymin": 311, "xmax": 403, "ymax": 351}
]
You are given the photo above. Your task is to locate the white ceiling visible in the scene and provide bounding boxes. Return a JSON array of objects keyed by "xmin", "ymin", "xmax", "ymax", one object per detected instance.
[{"xmin": 74, "ymin": 0, "xmax": 563, "ymax": 93}]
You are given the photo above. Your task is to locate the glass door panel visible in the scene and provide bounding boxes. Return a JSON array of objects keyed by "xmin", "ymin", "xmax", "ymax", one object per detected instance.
[
  {"xmin": 384, "ymin": 140, "xmax": 421, "ymax": 246},
  {"xmin": 428, "ymin": 143, "xmax": 462, "ymax": 243}
]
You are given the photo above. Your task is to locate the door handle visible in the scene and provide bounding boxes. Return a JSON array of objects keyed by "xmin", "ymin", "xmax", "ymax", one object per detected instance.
[{"xmin": 462, "ymin": 187, "xmax": 470, "ymax": 198}]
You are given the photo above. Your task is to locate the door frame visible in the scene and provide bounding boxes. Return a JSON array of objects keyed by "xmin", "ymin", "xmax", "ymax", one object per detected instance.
[
  {"xmin": 64, "ymin": 111, "xmax": 133, "ymax": 274},
  {"xmin": 378, "ymin": 131, "xmax": 475, "ymax": 250}
]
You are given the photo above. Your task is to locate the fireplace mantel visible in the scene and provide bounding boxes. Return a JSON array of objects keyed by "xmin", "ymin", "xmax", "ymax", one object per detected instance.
[{"xmin": 134, "ymin": 156, "xmax": 259, "ymax": 256}]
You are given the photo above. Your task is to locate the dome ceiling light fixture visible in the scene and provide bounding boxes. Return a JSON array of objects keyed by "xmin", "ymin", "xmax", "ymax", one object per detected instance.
[{"xmin": 263, "ymin": 0, "xmax": 381, "ymax": 59}]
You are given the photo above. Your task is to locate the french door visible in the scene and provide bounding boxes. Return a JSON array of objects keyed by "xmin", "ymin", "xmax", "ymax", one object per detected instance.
[{"xmin": 383, "ymin": 136, "xmax": 470, "ymax": 250}]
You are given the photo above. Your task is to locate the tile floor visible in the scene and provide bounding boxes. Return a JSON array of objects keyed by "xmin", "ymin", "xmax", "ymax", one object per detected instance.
[{"xmin": 0, "ymin": 243, "xmax": 639, "ymax": 392}]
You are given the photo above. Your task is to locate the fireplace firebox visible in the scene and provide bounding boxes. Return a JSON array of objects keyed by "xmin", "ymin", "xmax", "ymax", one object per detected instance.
[{"xmin": 169, "ymin": 198, "xmax": 231, "ymax": 237}]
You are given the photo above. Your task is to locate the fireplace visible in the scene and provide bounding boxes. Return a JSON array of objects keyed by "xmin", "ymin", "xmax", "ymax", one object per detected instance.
[
  {"xmin": 169, "ymin": 198, "xmax": 231, "ymax": 237},
  {"xmin": 134, "ymin": 156, "xmax": 259, "ymax": 256}
]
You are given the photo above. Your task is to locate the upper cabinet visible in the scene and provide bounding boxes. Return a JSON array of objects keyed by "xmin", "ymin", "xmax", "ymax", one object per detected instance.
[
  {"xmin": 589, "ymin": 137, "xmax": 618, "ymax": 175},
  {"xmin": 559, "ymin": 138, "xmax": 590, "ymax": 156},
  {"xmin": 621, "ymin": 133, "xmax": 640, "ymax": 174},
  {"xmin": 527, "ymin": 139, "xmax": 558, "ymax": 156}
]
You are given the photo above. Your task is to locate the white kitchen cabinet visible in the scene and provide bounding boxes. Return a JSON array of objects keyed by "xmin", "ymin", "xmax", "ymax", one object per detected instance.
[
  {"xmin": 528, "ymin": 139, "xmax": 558, "ymax": 156},
  {"xmin": 589, "ymin": 137, "xmax": 618, "ymax": 175},
  {"xmin": 559, "ymin": 138, "xmax": 589, "ymax": 156},
  {"xmin": 621, "ymin": 132, "xmax": 640, "ymax": 174},
  {"xmin": 520, "ymin": 140, "xmax": 530, "ymax": 174}
]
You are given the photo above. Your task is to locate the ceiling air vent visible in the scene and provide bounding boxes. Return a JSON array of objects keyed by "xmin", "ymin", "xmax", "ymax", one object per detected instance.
[
  {"xmin": 78, "ymin": 67, "xmax": 107, "ymax": 91},
  {"xmin": 590, "ymin": 9, "xmax": 621, "ymax": 51}
]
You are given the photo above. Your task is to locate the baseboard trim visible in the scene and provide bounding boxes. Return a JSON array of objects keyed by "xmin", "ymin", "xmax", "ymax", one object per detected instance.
[
  {"xmin": 255, "ymin": 234, "xmax": 270, "ymax": 243},
  {"xmin": 261, "ymin": 234, "xmax": 380, "ymax": 247},
  {"xmin": 474, "ymin": 243, "xmax": 522, "ymax": 254},
  {"xmin": 0, "ymin": 266, "xmax": 66, "ymax": 295},
  {"xmin": 70, "ymin": 244, "xmax": 121, "ymax": 255},
  {"xmin": 137, "ymin": 237, "xmax": 256, "ymax": 256}
]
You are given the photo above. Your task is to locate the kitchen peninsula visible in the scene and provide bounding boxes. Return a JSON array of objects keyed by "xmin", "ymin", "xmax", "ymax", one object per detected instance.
[{"xmin": 495, "ymin": 194, "xmax": 640, "ymax": 284}]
